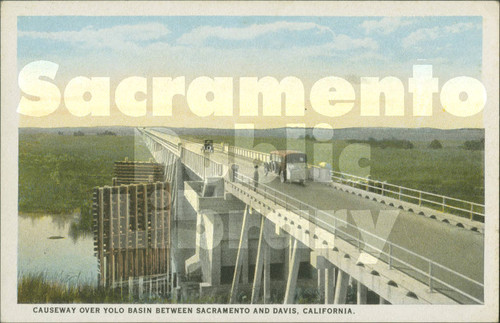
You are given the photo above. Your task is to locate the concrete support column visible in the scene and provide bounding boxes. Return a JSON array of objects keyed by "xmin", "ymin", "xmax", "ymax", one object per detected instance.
[
  {"xmin": 170, "ymin": 157, "xmax": 184, "ymax": 284},
  {"xmin": 230, "ymin": 206, "xmax": 250, "ymax": 303},
  {"xmin": 357, "ymin": 280, "xmax": 368, "ymax": 304},
  {"xmin": 241, "ymin": 237, "xmax": 249, "ymax": 285},
  {"xmin": 317, "ymin": 268, "xmax": 325, "ymax": 303},
  {"xmin": 284, "ymin": 238, "xmax": 301, "ymax": 304},
  {"xmin": 325, "ymin": 265, "xmax": 335, "ymax": 304},
  {"xmin": 251, "ymin": 214, "xmax": 267, "ymax": 304},
  {"xmin": 263, "ymin": 242, "xmax": 271, "ymax": 304},
  {"xmin": 310, "ymin": 252, "xmax": 334, "ymax": 305},
  {"xmin": 334, "ymin": 269, "xmax": 349, "ymax": 304},
  {"xmin": 202, "ymin": 212, "xmax": 221, "ymax": 286},
  {"xmin": 283, "ymin": 235, "xmax": 293, "ymax": 281}
]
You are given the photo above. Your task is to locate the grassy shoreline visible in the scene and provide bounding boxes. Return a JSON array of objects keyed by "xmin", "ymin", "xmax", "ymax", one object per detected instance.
[
  {"xmin": 18, "ymin": 274, "xmax": 354, "ymax": 304},
  {"xmin": 18, "ymin": 274, "xmax": 156, "ymax": 304}
]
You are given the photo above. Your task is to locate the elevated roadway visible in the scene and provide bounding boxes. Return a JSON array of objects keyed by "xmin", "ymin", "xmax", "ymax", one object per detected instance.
[{"xmin": 143, "ymin": 128, "xmax": 484, "ymax": 304}]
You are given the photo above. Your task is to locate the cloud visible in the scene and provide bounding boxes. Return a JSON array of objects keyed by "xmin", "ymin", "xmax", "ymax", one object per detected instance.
[
  {"xmin": 402, "ymin": 22, "xmax": 480, "ymax": 49},
  {"xmin": 177, "ymin": 21, "xmax": 333, "ymax": 45},
  {"xmin": 444, "ymin": 22, "xmax": 478, "ymax": 34},
  {"xmin": 332, "ymin": 34, "xmax": 378, "ymax": 51},
  {"xmin": 18, "ymin": 23, "xmax": 171, "ymax": 50},
  {"xmin": 176, "ymin": 21, "xmax": 377, "ymax": 54},
  {"xmin": 361, "ymin": 17, "xmax": 413, "ymax": 34},
  {"xmin": 402, "ymin": 27, "xmax": 440, "ymax": 49}
]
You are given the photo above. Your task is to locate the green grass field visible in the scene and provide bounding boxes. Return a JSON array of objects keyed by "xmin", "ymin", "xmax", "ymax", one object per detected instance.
[
  {"xmin": 18, "ymin": 274, "xmax": 232, "ymax": 304},
  {"xmin": 19, "ymin": 133, "xmax": 153, "ymax": 214},
  {"xmin": 18, "ymin": 274, "xmax": 128, "ymax": 304},
  {"xmin": 17, "ymin": 274, "xmax": 347, "ymax": 304}
]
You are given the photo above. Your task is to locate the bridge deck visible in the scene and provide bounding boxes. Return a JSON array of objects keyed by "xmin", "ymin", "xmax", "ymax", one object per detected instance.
[{"xmin": 147, "ymin": 129, "xmax": 484, "ymax": 304}]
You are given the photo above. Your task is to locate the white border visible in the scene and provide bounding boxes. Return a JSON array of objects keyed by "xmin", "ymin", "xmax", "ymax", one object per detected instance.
[{"xmin": 1, "ymin": 1, "xmax": 498, "ymax": 322}]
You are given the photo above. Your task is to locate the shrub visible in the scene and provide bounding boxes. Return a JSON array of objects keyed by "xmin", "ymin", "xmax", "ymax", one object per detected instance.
[
  {"xmin": 347, "ymin": 138, "xmax": 414, "ymax": 149},
  {"xmin": 462, "ymin": 138, "xmax": 484, "ymax": 151},
  {"xmin": 428, "ymin": 139, "xmax": 443, "ymax": 149}
]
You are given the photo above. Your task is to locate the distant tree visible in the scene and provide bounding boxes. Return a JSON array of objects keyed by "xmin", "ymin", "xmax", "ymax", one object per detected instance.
[
  {"xmin": 400, "ymin": 140, "xmax": 414, "ymax": 149},
  {"xmin": 462, "ymin": 138, "xmax": 484, "ymax": 151},
  {"xmin": 429, "ymin": 139, "xmax": 443, "ymax": 149},
  {"xmin": 347, "ymin": 137, "xmax": 413, "ymax": 149},
  {"xmin": 98, "ymin": 130, "xmax": 117, "ymax": 136},
  {"xmin": 73, "ymin": 131, "xmax": 84, "ymax": 136},
  {"xmin": 58, "ymin": 131, "xmax": 64, "ymax": 136}
]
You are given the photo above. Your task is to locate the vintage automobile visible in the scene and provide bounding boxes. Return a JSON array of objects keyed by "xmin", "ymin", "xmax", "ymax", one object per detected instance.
[
  {"xmin": 201, "ymin": 139, "xmax": 214, "ymax": 153},
  {"xmin": 265, "ymin": 150, "xmax": 307, "ymax": 184}
]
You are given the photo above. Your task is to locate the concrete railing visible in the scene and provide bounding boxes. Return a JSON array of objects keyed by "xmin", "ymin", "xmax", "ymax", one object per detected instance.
[
  {"xmin": 228, "ymin": 172, "xmax": 484, "ymax": 304},
  {"xmin": 227, "ymin": 145, "xmax": 270, "ymax": 163},
  {"xmin": 142, "ymin": 129, "xmax": 224, "ymax": 180},
  {"xmin": 140, "ymin": 129, "xmax": 180, "ymax": 155},
  {"xmin": 180, "ymin": 147, "xmax": 224, "ymax": 179},
  {"xmin": 142, "ymin": 129, "xmax": 485, "ymax": 223},
  {"xmin": 329, "ymin": 170, "xmax": 485, "ymax": 222}
]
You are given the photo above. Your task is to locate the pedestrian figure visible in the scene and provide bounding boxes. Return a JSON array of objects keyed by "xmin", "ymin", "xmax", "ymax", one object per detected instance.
[
  {"xmin": 253, "ymin": 164, "xmax": 259, "ymax": 191},
  {"xmin": 230, "ymin": 164, "xmax": 239, "ymax": 182}
]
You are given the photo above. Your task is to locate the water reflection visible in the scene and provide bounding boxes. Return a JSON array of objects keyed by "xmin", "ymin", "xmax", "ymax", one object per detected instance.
[
  {"xmin": 18, "ymin": 214, "xmax": 97, "ymax": 285},
  {"xmin": 68, "ymin": 223, "xmax": 92, "ymax": 243}
]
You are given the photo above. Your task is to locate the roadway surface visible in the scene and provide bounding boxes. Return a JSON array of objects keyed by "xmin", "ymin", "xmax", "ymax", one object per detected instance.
[{"xmin": 149, "ymin": 129, "xmax": 484, "ymax": 304}]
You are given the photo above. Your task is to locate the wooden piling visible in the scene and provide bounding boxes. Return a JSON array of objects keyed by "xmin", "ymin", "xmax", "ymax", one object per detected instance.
[{"xmin": 93, "ymin": 175, "xmax": 171, "ymax": 295}]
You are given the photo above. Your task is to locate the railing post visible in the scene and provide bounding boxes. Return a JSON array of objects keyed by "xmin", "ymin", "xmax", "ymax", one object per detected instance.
[
  {"xmin": 388, "ymin": 243, "xmax": 392, "ymax": 269},
  {"xmin": 418, "ymin": 191, "xmax": 422, "ymax": 206},
  {"xmin": 428, "ymin": 262, "xmax": 433, "ymax": 292},
  {"xmin": 470, "ymin": 204, "xmax": 474, "ymax": 220},
  {"xmin": 442, "ymin": 197, "xmax": 445, "ymax": 212},
  {"xmin": 398, "ymin": 187, "xmax": 401, "ymax": 200}
]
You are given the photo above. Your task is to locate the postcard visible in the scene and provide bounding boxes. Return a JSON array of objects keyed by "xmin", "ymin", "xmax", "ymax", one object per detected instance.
[{"xmin": 1, "ymin": 1, "xmax": 498, "ymax": 322}]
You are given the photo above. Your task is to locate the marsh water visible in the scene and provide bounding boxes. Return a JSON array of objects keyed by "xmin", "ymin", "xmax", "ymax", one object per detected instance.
[{"xmin": 18, "ymin": 214, "xmax": 98, "ymax": 285}]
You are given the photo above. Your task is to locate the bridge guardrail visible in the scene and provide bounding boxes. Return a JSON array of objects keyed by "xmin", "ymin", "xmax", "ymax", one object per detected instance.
[
  {"xmin": 228, "ymin": 172, "xmax": 484, "ymax": 304},
  {"xmin": 145, "ymin": 128, "xmax": 485, "ymax": 222},
  {"xmin": 205, "ymin": 136, "xmax": 485, "ymax": 222},
  {"xmin": 180, "ymin": 146, "xmax": 224, "ymax": 179},
  {"xmin": 141, "ymin": 129, "xmax": 180, "ymax": 152},
  {"xmin": 329, "ymin": 170, "xmax": 485, "ymax": 222},
  {"xmin": 143, "ymin": 129, "xmax": 224, "ymax": 179},
  {"xmin": 227, "ymin": 146, "xmax": 270, "ymax": 163}
]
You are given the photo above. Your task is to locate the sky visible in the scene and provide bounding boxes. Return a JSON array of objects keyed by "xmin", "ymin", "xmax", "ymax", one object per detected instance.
[{"xmin": 17, "ymin": 16, "xmax": 484, "ymax": 129}]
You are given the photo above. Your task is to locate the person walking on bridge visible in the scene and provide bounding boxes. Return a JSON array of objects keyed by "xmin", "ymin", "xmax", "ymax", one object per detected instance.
[{"xmin": 253, "ymin": 164, "xmax": 259, "ymax": 191}]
